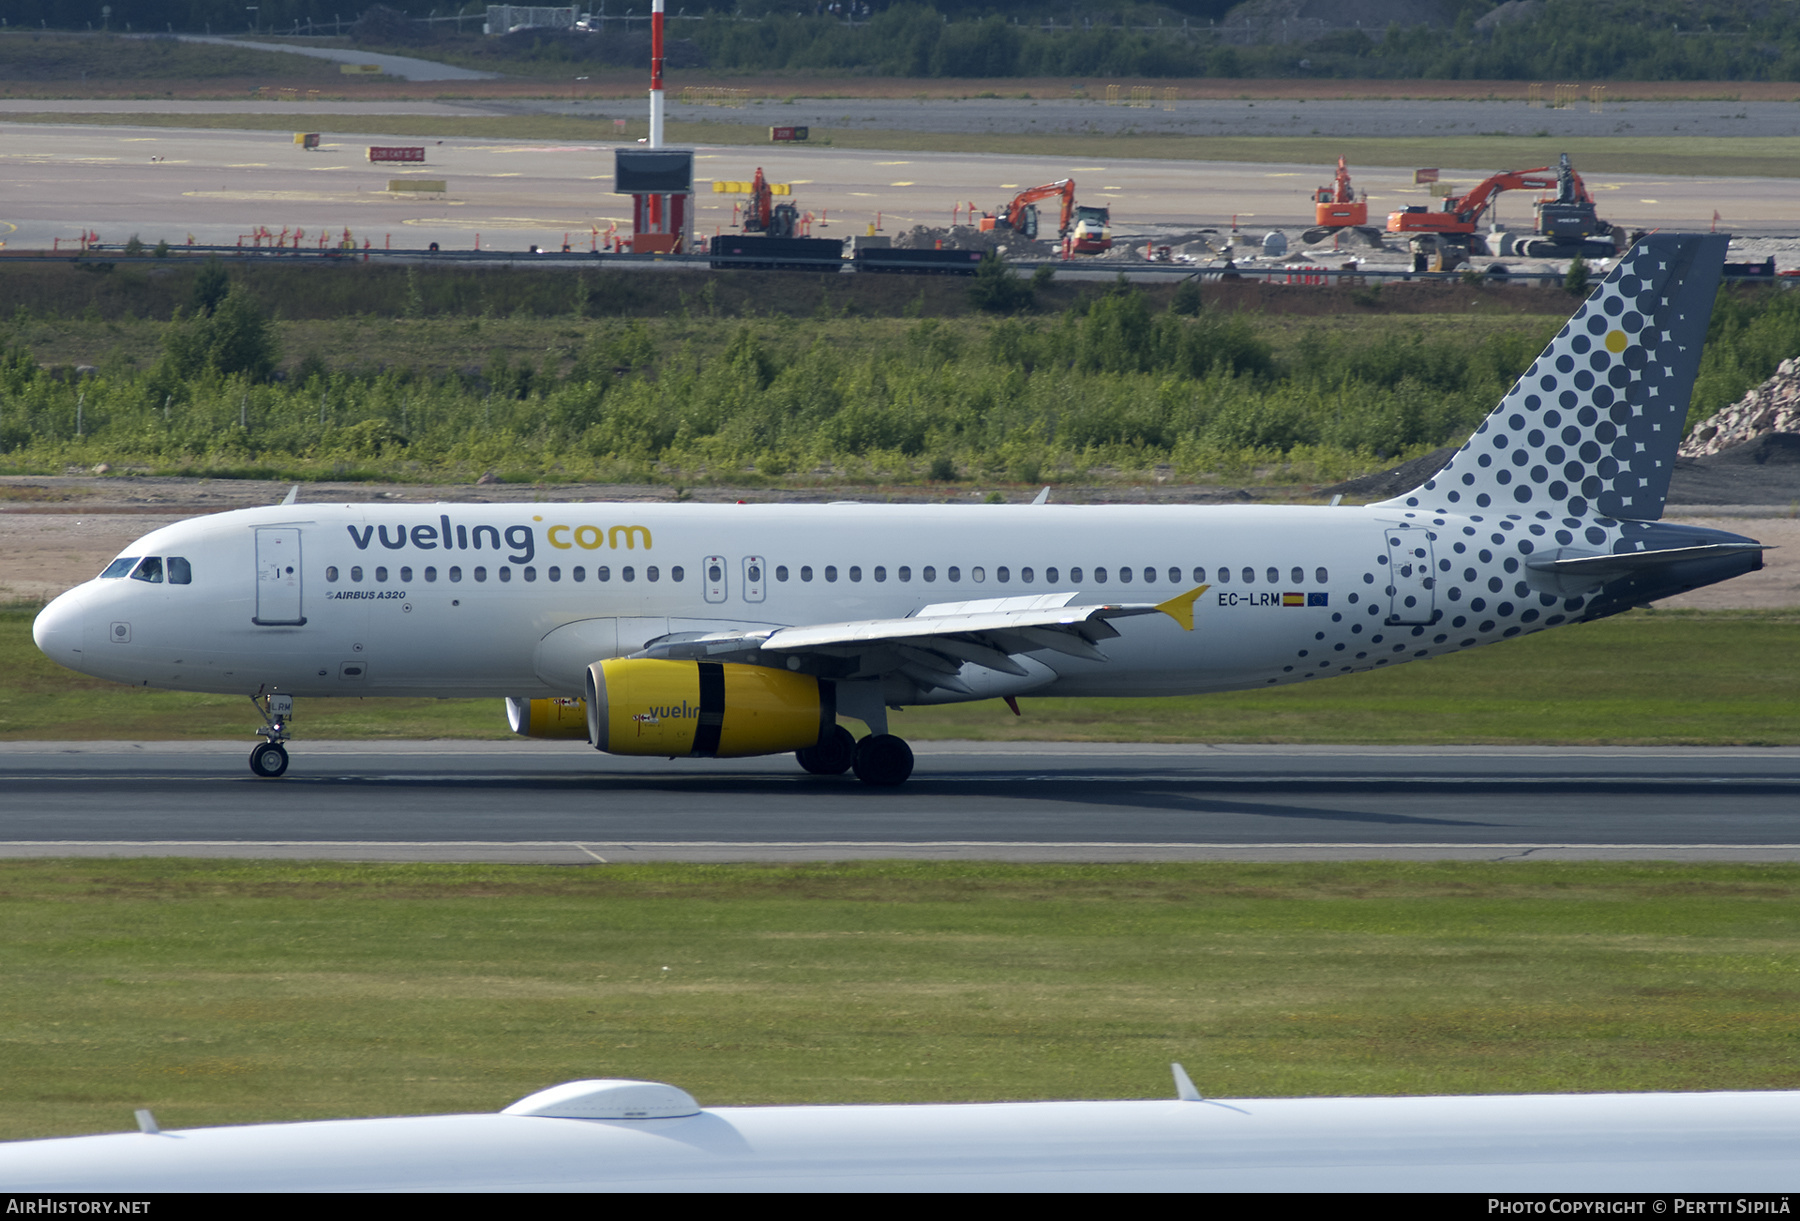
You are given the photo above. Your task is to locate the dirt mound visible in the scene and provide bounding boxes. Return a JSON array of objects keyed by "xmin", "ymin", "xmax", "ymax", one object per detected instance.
[
  {"xmin": 891, "ymin": 224, "xmax": 1056, "ymax": 259},
  {"xmin": 1682, "ymin": 357, "xmax": 1800, "ymax": 456},
  {"xmin": 1317, "ymin": 446, "xmax": 1457, "ymax": 503}
]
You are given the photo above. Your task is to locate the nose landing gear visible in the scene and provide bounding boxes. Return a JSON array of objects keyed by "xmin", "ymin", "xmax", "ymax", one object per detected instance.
[{"xmin": 249, "ymin": 692, "xmax": 293, "ymax": 778}]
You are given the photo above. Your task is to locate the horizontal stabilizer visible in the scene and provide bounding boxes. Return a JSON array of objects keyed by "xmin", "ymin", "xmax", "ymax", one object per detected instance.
[{"xmin": 1525, "ymin": 543, "xmax": 1769, "ymax": 595}]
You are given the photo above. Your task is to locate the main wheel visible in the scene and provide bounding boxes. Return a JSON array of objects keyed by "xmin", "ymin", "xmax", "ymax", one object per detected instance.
[
  {"xmin": 852, "ymin": 734, "xmax": 914, "ymax": 788},
  {"xmin": 249, "ymin": 741, "xmax": 289, "ymax": 778},
  {"xmin": 796, "ymin": 724, "xmax": 856, "ymax": 776}
]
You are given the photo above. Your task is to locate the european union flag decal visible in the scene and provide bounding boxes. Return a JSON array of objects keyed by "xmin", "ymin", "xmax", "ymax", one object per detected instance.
[{"xmin": 1307, "ymin": 592, "xmax": 1329, "ymax": 607}]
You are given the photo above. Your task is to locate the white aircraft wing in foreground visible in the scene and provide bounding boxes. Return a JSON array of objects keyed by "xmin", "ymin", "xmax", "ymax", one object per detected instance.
[{"xmin": 2, "ymin": 1072, "xmax": 1796, "ymax": 1192}]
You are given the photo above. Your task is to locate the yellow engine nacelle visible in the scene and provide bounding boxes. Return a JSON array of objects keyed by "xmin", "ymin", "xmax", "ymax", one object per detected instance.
[
  {"xmin": 506, "ymin": 696, "xmax": 593, "ymax": 740},
  {"xmin": 586, "ymin": 658, "xmax": 833, "ymax": 758}
]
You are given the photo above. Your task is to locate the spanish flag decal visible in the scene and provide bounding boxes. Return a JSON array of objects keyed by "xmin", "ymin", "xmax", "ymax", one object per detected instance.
[{"xmin": 1282, "ymin": 592, "xmax": 1305, "ymax": 607}]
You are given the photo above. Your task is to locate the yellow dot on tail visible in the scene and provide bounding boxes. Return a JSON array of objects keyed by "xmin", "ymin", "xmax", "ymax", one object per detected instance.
[{"xmin": 1605, "ymin": 330, "xmax": 1628, "ymax": 353}]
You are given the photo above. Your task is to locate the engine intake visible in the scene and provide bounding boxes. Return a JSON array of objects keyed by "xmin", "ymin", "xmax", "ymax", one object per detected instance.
[{"xmin": 586, "ymin": 658, "xmax": 834, "ymax": 758}]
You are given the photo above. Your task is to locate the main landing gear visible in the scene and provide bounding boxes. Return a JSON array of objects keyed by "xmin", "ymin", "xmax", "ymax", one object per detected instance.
[
  {"xmin": 795, "ymin": 725, "xmax": 915, "ymax": 787},
  {"xmin": 249, "ymin": 692, "xmax": 293, "ymax": 778}
]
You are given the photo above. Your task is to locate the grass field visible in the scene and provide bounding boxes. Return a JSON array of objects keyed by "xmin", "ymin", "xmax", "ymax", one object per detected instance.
[
  {"xmin": 9, "ymin": 109, "xmax": 1800, "ymax": 178},
  {"xmin": 4, "ymin": 604, "xmax": 1796, "ymax": 745},
  {"xmin": 4, "ymin": 858, "xmax": 1798, "ymax": 1141}
]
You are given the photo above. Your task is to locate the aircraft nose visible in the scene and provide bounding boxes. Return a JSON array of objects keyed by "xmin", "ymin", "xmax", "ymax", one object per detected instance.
[{"xmin": 33, "ymin": 593, "xmax": 86, "ymax": 669}]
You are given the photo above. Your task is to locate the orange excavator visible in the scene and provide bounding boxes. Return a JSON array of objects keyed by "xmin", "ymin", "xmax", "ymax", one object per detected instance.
[
  {"xmin": 1300, "ymin": 156, "xmax": 1370, "ymax": 245},
  {"xmin": 740, "ymin": 166, "xmax": 801, "ymax": 239},
  {"xmin": 978, "ymin": 179, "xmax": 1112, "ymax": 254},
  {"xmin": 1387, "ymin": 153, "xmax": 1615, "ymax": 271}
]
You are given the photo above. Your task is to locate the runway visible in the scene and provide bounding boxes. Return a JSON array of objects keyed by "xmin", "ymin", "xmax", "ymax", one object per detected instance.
[{"xmin": 4, "ymin": 740, "xmax": 1797, "ymax": 862}]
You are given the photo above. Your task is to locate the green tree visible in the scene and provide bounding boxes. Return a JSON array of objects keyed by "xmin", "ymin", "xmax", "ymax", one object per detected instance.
[
  {"xmin": 188, "ymin": 257, "xmax": 230, "ymax": 317},
  {"xmin": 159, "ymin": 286, "xmax": 279, "ymax": 382},
  {"xmin": 967, "ymin": 251, "xmax": 1034, "ymax": 314}
]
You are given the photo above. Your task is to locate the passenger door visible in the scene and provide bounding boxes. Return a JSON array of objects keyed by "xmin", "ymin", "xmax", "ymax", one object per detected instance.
[
  {"xmin": 253, "ymin": 527, "xmax": 306, "ymax": 626},
  {"xmin": 1384, "ymin": 528, "xmax": 1435, "ymax": 625}
]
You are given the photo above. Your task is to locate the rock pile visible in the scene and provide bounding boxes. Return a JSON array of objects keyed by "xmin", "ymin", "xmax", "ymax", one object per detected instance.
[
  {"xmin": 1680, "ymin": 357, "xmax": 1800, "ymax": 457},
  {"xmin": 890, "ymin": 224, "xmax": 1058, "ymax": 260}
]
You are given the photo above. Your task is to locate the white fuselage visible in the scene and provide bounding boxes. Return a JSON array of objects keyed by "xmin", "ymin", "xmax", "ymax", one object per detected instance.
[{"xmin": 32, "ymin": 499, "xmax": 1565, "ymax": 706}]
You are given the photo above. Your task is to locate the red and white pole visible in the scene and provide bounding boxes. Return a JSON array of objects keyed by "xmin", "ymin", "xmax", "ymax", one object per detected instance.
[{"xmin": 648, "ymin": 0, "xmax": 665, "ymax": 149}]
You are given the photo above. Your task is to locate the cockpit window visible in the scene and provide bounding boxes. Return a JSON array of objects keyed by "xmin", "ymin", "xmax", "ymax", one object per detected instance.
[
  {"xmin": 167, "ymin": 557, "xmax": 192, "ymax": 585},
  {"xmin": 130, "ymin": 556, "xmax": 164, "ymax": 584},
  {"xmin": 100, "ymin": 558, "xmax": 138, "ymax": 579}
]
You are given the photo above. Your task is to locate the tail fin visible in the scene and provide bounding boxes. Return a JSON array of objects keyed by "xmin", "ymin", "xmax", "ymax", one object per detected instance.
[{"xmin": 1378, "ymin": 233, "xmax": 1727, "ymax": 521}]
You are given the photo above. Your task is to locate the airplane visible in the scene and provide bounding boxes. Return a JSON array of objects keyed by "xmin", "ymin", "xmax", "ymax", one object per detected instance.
[
  {"xmin": 31, "ymin": 234, "xmax": 1766, "ymax": 786},
  {"xmin": 2, "ymin": 1070, "xmax": 1796, "ymax": 1190}
]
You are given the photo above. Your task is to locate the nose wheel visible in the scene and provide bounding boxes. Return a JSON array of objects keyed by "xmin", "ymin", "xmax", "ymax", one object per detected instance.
[
  {"xmin": 248, "ymin": 692, "xmax": 294, "ymax": 779},
  {"xmin": 249, "ymin": 741, "xmax": 290, "ymax": 778}
]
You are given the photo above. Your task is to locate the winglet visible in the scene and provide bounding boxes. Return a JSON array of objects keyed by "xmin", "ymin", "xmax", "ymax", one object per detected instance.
[
  {"xmin": 281, "ymin": 485, "xmax": 299, "ymax": 506},
  {"xmin": 1030, "ymin": 486, "xmax": 1050, "ymax": 506},
  {"xmin": 1172, "ymin": 1062, "xmax": 1202, "ymax": 1102},
  {"xmin": 1154, "ymin": 584, "xmax": 1209, "ymax": 632}
]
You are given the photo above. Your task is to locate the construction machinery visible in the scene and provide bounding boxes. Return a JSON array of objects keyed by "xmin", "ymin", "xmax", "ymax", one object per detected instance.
[
  {"xmin": 714, "ymin": 167, "xmax": 801, "ymax": 239},
  {"xmin": 1387, "ymin": 153, "xmax": 1616, "ymax": 271},
  {"xmin": 978, "ymin": 179, "xmax": 1112, "ymax": 255},
  {"xmin": 1300, "ymin": 157, "xmax": 1371, "ymax": 245}
]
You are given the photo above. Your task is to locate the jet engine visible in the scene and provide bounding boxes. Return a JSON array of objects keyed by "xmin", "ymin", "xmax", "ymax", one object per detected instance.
[
  {"xmin": 505, "ymin": 696, "xmax": 592, "ymax": 740},
  {"xmin": 585, "ymin": 658, "xmax": 834, "ymax": 758}
]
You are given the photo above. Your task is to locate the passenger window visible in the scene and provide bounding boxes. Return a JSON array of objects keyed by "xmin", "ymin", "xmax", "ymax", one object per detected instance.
[
  {"xmin": 1242, "ymin": 567, "xmax": 1255, "ymax": 584},
  {"xmin": 671, "ymin": 566, "xmax": 684, "ymax": 582},
  {"xmin": 848, "ymin": 566, "xmax": 861, "ymax": 582},
  {"xmin": 776, "ymin": 565, "xmax": 789, "ymax": 582},
  {"xmin": 474, "ymin": 567, "xmax": 488, "ymax": 582},
  {"xmin": 1069, "ymin": 567, "xmax": 1081, "ymax": 582},
  {"xmin": 923, "ymin": 566, "xmax": 936, "ymax": 582},
  {"xmin": 647, "ymin": 567, "xmax": 659, "ymax": 582},
  {"xmin": 168, "ymin": 557, "xmax": 192, "ymax": 585},
  {"xmin": 1316, "ymin": 567, "xmax": 1329, "ymax": 583},
  {"xmin": 1167, "ymin": 567, "xmax": 1180, "ymax": 584},
  {"xmin": 1118, "ymin": 567, "xmax": 1131, "ymax": 583},
  {"xmin": 100, "ymin": 557, "xmax": 138, "ymax": 579},
  {"xmin": 548, "ymin": 566, "xmax": 560, "ymax": 582},
  {"xmin": 825, "ymin": 565, "xmax": 838, "ymax": 583},
  {"xmin": 1216, "ymin": 567, "xmax": 1229, "ymax": 584},
  {"xmin": 400, "ymin": 566, "xmax": 413, "ymax": 583},
  {"xmin": 1094, "ymin": 567, "xmax": 1107, "ymax": 583},
  {"xmin": 523, "ymin": 567, "xmax": 537, "ymax": 582},
  {"xmin": 425, "ymin": 566, "xmax": 438, "ymax": 582},
  {"xmin": 1192, "ymin": 567, "xmax": 1206, "ymax": 583},
  {"xmin": 800, "ymin": 565, "xmax": 813, "ymax": 582},
  {"xmin": 1021, "ymin": 567, "xmax": 1033, "ymax": 583},
  {"xmin": 350, "ymin": 565, "xmax": 363, "ymax": 583},
  {"xmin": 1046, "ymin": 567, "xmax": 1059, "ymax": 584},
  {"xmin": 971, "ymin": 567, "xmax": 985, "ymax": 583},
  {"xmin": 449, "ymin": 566, "xmax": 463, "ymax": 582},
  {"xmin": 1291, "ymin": 567, "xmax": 1304, "ymax": 584},
  {"xmin": 376, "ymin": 567, "xmax": 389, "ymax": 583},
  {"xmin": 996, "ymin": 567, "xmax": 1009, "ymax": 583},
  {"xmin": 325, "ymin": 565, "xmax": 340, "ymax": 583},
  {"xmin": 498, "ymin": 567, "xmax": 511, "ymax": 583},
  {"xmin": 898, "ymin": 566, "xmax": 911, "ymax": 581},
  {"xmin": 874, "ymin": 566, "xmax": 887, "ymax": 582},
  {"xmin": 1267, "ymin": 567, "xmax": 1280, "ymax": 584},
  {"xmin": 947, "ymin": 566, "xmax": 961, "ymax": 582},
  {"xmin": 622, "ymin": 567, "xmax": 635, "ymax": 582},
  {"xmin": 597, "ymin": 566, "xmax": 611, "ymax": 581}
]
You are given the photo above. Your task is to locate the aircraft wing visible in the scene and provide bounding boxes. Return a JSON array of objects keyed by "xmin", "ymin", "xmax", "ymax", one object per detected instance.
[{"xmin": 632, "ymin": 586, "xmax": 1207, "ymax": 694}]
